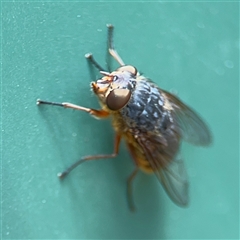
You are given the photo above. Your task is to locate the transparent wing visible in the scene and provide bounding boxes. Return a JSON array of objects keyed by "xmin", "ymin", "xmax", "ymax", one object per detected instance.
[
  {"xmin": 162, "ymin": 90, "xmax": 212, "ymax": 146},
  {"xmin": 137, "ymin": 132, "xmax": 189, "ymax": 207},
  {"xmin": 157, "ymin": 156, "xmax": 188, "ymax": 206}
]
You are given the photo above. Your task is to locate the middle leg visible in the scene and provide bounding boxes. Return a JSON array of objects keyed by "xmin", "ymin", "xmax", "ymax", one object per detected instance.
[{"xmin": 58, "ymin": 134, "xmax": 122, "ymax": 179}]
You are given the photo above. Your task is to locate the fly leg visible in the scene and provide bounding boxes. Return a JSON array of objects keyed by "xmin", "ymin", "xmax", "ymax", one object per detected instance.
[
  {"xmin": 107, "ymin": 24, "xmax": 125, "ymax": 66},
  {"xmin": 126, "ymin": 143, "xmax": 141, "ymax": 211},
  {"xmin": 85, "ymin": 24, "xmax": 124, "ymax": 73},
  {"xmin": 127, "ymin": 168, "xmax": 139, "ymax": 211},
  {"xmin": 85, "ymin": 53, "xmax": 106, "ymax": 72},
  {"xmin": 37, "ymin": 99, "xmax": 120, "ymax": 177},
  {"xmin": 58, "ymin": 134, "xmax": 121, "ymax": 179},
  {"xmin": 37, "ymin": 99, "xmax": 109, "ymax": 118}
]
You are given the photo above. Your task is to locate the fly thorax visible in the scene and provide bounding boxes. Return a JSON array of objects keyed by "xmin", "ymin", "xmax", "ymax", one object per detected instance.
[{"xmin": 119, "ymin": 79, "xmax": 168, "ymax": 131}]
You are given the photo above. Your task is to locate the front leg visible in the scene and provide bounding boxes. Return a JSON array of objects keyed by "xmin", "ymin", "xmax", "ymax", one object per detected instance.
[{"xmin": 37, "ymin": 99, "xmax": 109, "ymax": 118}]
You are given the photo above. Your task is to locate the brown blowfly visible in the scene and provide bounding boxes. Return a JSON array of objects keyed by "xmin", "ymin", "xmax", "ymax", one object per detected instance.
[{"xmin": 37, "ymin": 24, "xmax": 211, "ymax": 210}]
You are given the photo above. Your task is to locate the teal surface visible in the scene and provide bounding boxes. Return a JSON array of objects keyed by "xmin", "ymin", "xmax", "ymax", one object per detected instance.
[{"xmin": 2, "ymin": 2, "xmax": 239, "ymax": 239}]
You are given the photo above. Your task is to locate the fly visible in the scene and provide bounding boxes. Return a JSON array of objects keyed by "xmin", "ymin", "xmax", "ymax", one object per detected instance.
[{"xmin": 37, "ymin": 24, "xmax": 212, "ymax": 210}]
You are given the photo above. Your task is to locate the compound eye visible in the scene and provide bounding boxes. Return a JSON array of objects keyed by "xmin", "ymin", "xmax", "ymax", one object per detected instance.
[
  {"xmin": 117, "ymin": 65, "xmax": 137, "ymax": 76},
  {"xmin": 106, "ymin": 88, "xmax": 131, "ymax": 111}
]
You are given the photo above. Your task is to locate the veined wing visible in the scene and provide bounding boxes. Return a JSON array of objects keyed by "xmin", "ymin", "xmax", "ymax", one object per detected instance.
[
  {"xmin": 137, "ymin": 131, "xmax": 188, "ymax": 207},
  {"xmin": 161, "ymin": 90, "xmax": 212, "ymax": 146}
]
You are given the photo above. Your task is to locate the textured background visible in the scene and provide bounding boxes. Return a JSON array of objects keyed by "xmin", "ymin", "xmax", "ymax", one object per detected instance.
[{"xmin": 2, "ymin": 2, "xmax": 239, "ymax": 239}]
